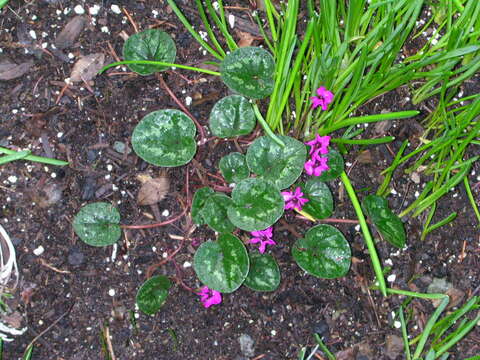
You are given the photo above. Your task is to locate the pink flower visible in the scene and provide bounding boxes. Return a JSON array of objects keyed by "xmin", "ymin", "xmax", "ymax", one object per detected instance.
[
  {"xmin": 197, "ymin": 286, "xmax": 222, "ymax": 308},
  {"xmin": 281, "ymin": 187, "xmax": 309, "ymax": 211},
  {"xmin": 304, "ymin": 154, "xmax": 329, "ymax": 176},
  {"xmin": 310, "ymin": 86, "xmax": 334, "ymax": 110},
  {"xmin": 305, "ymin": 134, "xmax": 330, "ymax": 155},
  {"xmin": 249, "ymin": 227, "xmax": 275, "ymax": 254}
]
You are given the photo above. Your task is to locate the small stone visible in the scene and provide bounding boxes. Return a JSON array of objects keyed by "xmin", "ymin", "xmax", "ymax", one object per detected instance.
[
  {"xmin": 108, "ymin": 289, "xmax": 115, "ymax": 297},
  {"xmin": 238, "ymin": 334, "xmax": 255, "ymax": 357},
  {"xmin": 110, "ymin": 4, "xmax": 122, "ymax": 14},
  {"xmin": 74, "ymin": 5, "xmax": 85, "ymax": 15},
  {"xmin": 33, "ymin": 246, "xmax": 45, "ymax": 256},
  {"xmin": 113, "ymin": 141, "xmax": 129, "ymax": 154}
]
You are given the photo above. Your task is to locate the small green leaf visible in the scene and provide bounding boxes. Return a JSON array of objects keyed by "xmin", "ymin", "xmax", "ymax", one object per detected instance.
[
  {"xmin": 227, "ymin": 178, "xmax": 284, "ymax": 231},
  {"xmin": 292, "ymin": 224, "xmax": 351, "ymax": 279},
  {"xmin": 136, "ymin": 275, "xmax": 171, "ymax": 315},
  {"xmin": 209, "ymin": 95, "xmax": 256, "ymax": 138},
  {"xmin": 73, "ymin": 202, "xmax": 121, "ymax": 247},
  {"xmin": 244, "ymin": 253, "xmax": 280, "ymax": 292},
  {"xmin": 193, "ymin": 234, "xmax": 249, "ymax": 293},
  {"xmin": 191, "ymin": 187, "xmax": 215, "ymax": 225},
  {"xmin": 123, "ymin": 29, "xmax": 176, "ymax": 75},
  {"xmin": 300, "ymin": 178, "xmax": 333, "ymax": 220},
  {"xmin": 362, "ymin": 195, "xmax": 406, "ymax": 248},
  {"xmin": 132, "ymin": 109, "xmax": 197, "ymax": 167},
  {"xmin": 202, "ymin": 194, "xmax": 236, "ymax": 233},
  {"xmin": 246, "ymin": 136, "xmax": 307, "ymax": 190},
  {"xmin": 316, "ymin": 149, "xmax": 344, "ymax": 181},
  {"xmin": 219, "ymin": 152, "xmax": 249, "ymax": 183},
  {"xmin": 220, "ymin": 47, "xmax": 275, "ymax": 99}
]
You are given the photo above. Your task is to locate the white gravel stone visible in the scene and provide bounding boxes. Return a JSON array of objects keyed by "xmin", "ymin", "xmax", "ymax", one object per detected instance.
[{"xmin": 74, "ymin": 5, "xmax": 85, "ymax": 15}]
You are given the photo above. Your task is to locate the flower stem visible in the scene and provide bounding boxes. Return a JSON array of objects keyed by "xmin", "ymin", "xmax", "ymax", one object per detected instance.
[
  {"xmin": 340, "ymin": 171, "xmax": 387, "ymax": 296},
  {"xmin": 252, "ymin": 103, "xmax": 285, "ymax": 148}
]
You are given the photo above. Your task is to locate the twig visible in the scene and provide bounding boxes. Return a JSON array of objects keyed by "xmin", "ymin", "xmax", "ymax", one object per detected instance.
[
  {"xmin": 37, "ymin": 258, "xmax": 71, "ymax": 274},
  {"xmin": 102, "ymin": 323, "xmax": 116, "ymax": 360},
  {"xmin": 122, "ymin": 7, "xmax": 139, "ymax": 33},
  {"xmin": 24, "ymin": 303, "xmax": 74, "ymax": 355},
  {"xmin": 146, "ymin": 236, "xmax": 185, "ymax": 278}
]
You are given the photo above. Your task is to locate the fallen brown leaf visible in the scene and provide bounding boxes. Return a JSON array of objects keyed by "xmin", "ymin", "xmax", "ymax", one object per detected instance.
[
  {"xmin": 136, "ymin": 173, "xmax": 170, "ymax": 206},
  {"xmin": 0, "ymin": 60, "xmax": 34, "ymax": 81},
  {"xmin": 55, "ymin": 15, "xmax": 86, "ymax": 50},
  {"xmin": 237, "ymin": 30, "xmax": 255, "ymax": 47},
  {"xmin": 70, "ymin": 53, "xmax": 105, "ymax": 82}
]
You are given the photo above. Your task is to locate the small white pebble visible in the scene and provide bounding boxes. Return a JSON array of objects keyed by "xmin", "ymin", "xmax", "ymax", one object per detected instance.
[
  {"xmin": 183, "ymin": 261, "xmax": 192, "ymax": 268},
  {"xmin": 101, "ymin": 26, "xmax": 109, "ymax": 33},
  {"xmin": 74, "ymin": 5, "xmax": 85, "ymax": 15},
  {"xmin": 7, "ymin": 175, "xmax": 18, "ymax": 184},
  {"xmin": 152, "ymin": 9, "xmax": 159, "ymax": 17},
  {"xmin": 50, "ymin": 172, "xmax": 57, "ymax": 178},
  {"xmin": 29, "ymin": 30, "xmax": 37, "ymax": 40},
  {"xmin": 185, "ymin": 96, "xmax": 192, "ymax": 106},
  {"xmin": 387, "ymin": 274, "xmax": 396, "ymax": 283},
  {"xmin": 108, "ymin": 289, "xmax": 116, "ymax": 297},
  {"xmin": 354, "ymin": 224, "xmax": 360, "ymax": 232},
  {"xmin": 107, "ymin": 164, "xmax": 113, "ymax": 171},
  {"xmin": 162, "ymin": 209, "xmax": 170, "ymax": 217},
  {"xmin": 228, "ymin": 14, "xmax": 235, "ymax": 28},
  {"xmin": 270, "ymin": 330, "xmax": 277, "ymax": 336},
  {"xmin": 393, "ymin": 320, "xmax": 402, "ymax": 329},
  {"xmin": 111, "ymin": 4, "xmax": 121, "ymax": 14},
  {"xmin": 384, "ymin": 258, "xmax": 393, "ymax": 266},
  {"xmin": 89, "ymin": 4, "xmax": 101, "ymax": 15},
  {"xmin": 33, "ymin": 246, "xmax": 45, "ymax": 256}
]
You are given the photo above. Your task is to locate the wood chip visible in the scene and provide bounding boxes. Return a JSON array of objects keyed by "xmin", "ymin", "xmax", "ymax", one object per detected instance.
[
  {"xmin": 0, "ymin": 60, "xmax": 34, "ymax": 80},
  {"xmin": 55, "ymin": 15, "xmax": 86, "ymax": 49},
  {"xmin": 70, "ymin": 53, "xmax": 105, "ymax": 82}
]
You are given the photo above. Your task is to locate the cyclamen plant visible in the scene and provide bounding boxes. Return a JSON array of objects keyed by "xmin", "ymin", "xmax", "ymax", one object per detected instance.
[{"xmin": 73, "ymin": 28, "xmax": 406, "ymax": 314}]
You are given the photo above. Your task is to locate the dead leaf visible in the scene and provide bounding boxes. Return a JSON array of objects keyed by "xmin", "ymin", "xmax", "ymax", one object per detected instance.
[
  {"xmin": 237, "ymin": 30, "xmax": 255, "ymax": 47},
  {"xmin": 0, "ymin": 60, "xmax": 34, "ymax": 80},
  {"xmin": 70, "ymin": 53, "xmax": 105, "ymax": 82},
  {"xmin": 136, "ymin": 173, "xmax": 170, "ymax": 206},
  {"xmin": 356, "ymin": 150, "xmax": 373, "ymax": 164},
  {"xmin": 55, "ymin": 15, "xmax": 86, "ymax": 50}
]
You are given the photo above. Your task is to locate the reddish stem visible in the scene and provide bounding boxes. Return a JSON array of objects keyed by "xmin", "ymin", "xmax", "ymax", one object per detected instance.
[{"xmin": 121, "ymin": 206, "xmax": 188, "ymax": 229}]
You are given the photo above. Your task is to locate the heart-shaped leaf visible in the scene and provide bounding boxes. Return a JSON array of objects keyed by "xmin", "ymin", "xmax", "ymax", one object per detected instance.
[
  {"xmin": 73, "ymin": 202, "xmax": 121, "ymax": 246},
  {"xmin": 227, "ymin": 178, "xmax": 284, "ymax": 231},
  {"xmin": 300, "ymin": 178, "xmax": 333, "ymax": 220},
  {"xmin": 219, "ymin": 152, "xmax": 249, "ymax": 183},
  {"xmin": 132, "ymin": 109, "xmax": 197, "ymax": 167},
  {"xmin": 316, "ymin": 149, "xmax": 344, "ymax": 181},
  {"xmin": 123, "ymin": 29, "xmax": 176, "ymax": 75},
  {"xmin": 193, "ymin": 233, "xmax": 249, "ymax": 293},
  {"xmin": 362, "ymin": 195, "xmax": 406, "ymax": 248},
  {"xmin": 292, "ymin": 224, "xmax": 351, "ymax": 279},
  {"xmin": 246, "ymin": 136, "xmax": 307, "ymax": 190},
  {"xmin": 202, "ymin": 194, "xmax": 236, "ymax": 233},
  {"xmin": 244, "ymin": 252, "xmax": 280, "ymax": 292},
  {"xmin": 220, "ymin": 47, "xmax": 275, "ymax": 99},
  {"xmin": 136, "ymin": 275, "xmax": 171, "ymax": 315},
  {"xmin": 191, "ymin": 187, "xmax": 215, "ymax": 225},
  {"xmin": 209, "ymin": 95, "xmax": 256, "ymax": 138}
]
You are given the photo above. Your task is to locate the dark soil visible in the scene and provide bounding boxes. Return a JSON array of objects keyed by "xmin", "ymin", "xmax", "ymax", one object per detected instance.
[{"xmin": 1, "ymin": 1, "xmax": 479, "ymax": 359}]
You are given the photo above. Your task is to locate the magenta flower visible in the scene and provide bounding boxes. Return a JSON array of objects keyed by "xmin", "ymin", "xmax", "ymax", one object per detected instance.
[
  {"xmin": 281, "ymin": 187, "xmax": 309, "ymax": 211},
  {"xmin": 249, "ymin": 227, "xmax": 275, "ymax": 254},
  {"xmin": 197, "ymin": 286, "xmax": 222, "ymax": 308},
  {"xmin": 304, "ymin": 153, "xmax": 329, "ymax": 177},
  {"xmin": 305, "ymin": 134, "xmax": 331, "ymax": 155},
  {"xmin": 310, "ymin": 86, "xmax": 334, "ymax": 111}
]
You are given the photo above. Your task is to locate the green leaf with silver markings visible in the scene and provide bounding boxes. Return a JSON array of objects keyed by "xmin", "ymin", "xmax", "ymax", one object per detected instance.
[
  {"xmin": 300, "ymin": 178, "xmax": 333, "ymax": 220},
  {"xmin": 73, "ymin": 202, "xmax": 121, "ymax": 247},
  {"xmin": 316, "ymin": 149, "xmax": 344, "ymax": 182},
  {"xmin": 244, "ymin": 253, "xmax": 280, "ymax": 292},
  {"xmin": 220, "ymin": 47, "xmax": 275, "ymax": 99},
  {"xmin": 136, "ymin": 275, "xmax": 171, "ymax": 315},
  {"xmin": 132, "ymin": 109, "xmax": 196, "ymax": 167},
  {"xmin": 219, "ymin": 152, "xmax": 249, "ymax": 183},
  {"xmin": 193, "ymin": 234, "xmax": 249, "ymax": 293},
  {"xmin": 191, "ymin": 187, "xmax": 215, "ymax": 225},
  {"xmin": 202, "ymin": 194, "xmax": 236, "ymax": 233},
  {"xmin": 246, "ymin": 135, "xmax": 306, "ymax": 190},
  {"xmin": 227, "ymin": 178, "xmax": 284, "ymax": 231},
  {"xmin": 292, "ymin": 224, "xmax": 351, "ymax": 279},
  {"xmin": 123, "ymin": 29, "xmax": 176, "ymax": 75},
  {"xmin": 209, "ymin": 95, "xmax": 256, "ymax": 138}
]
